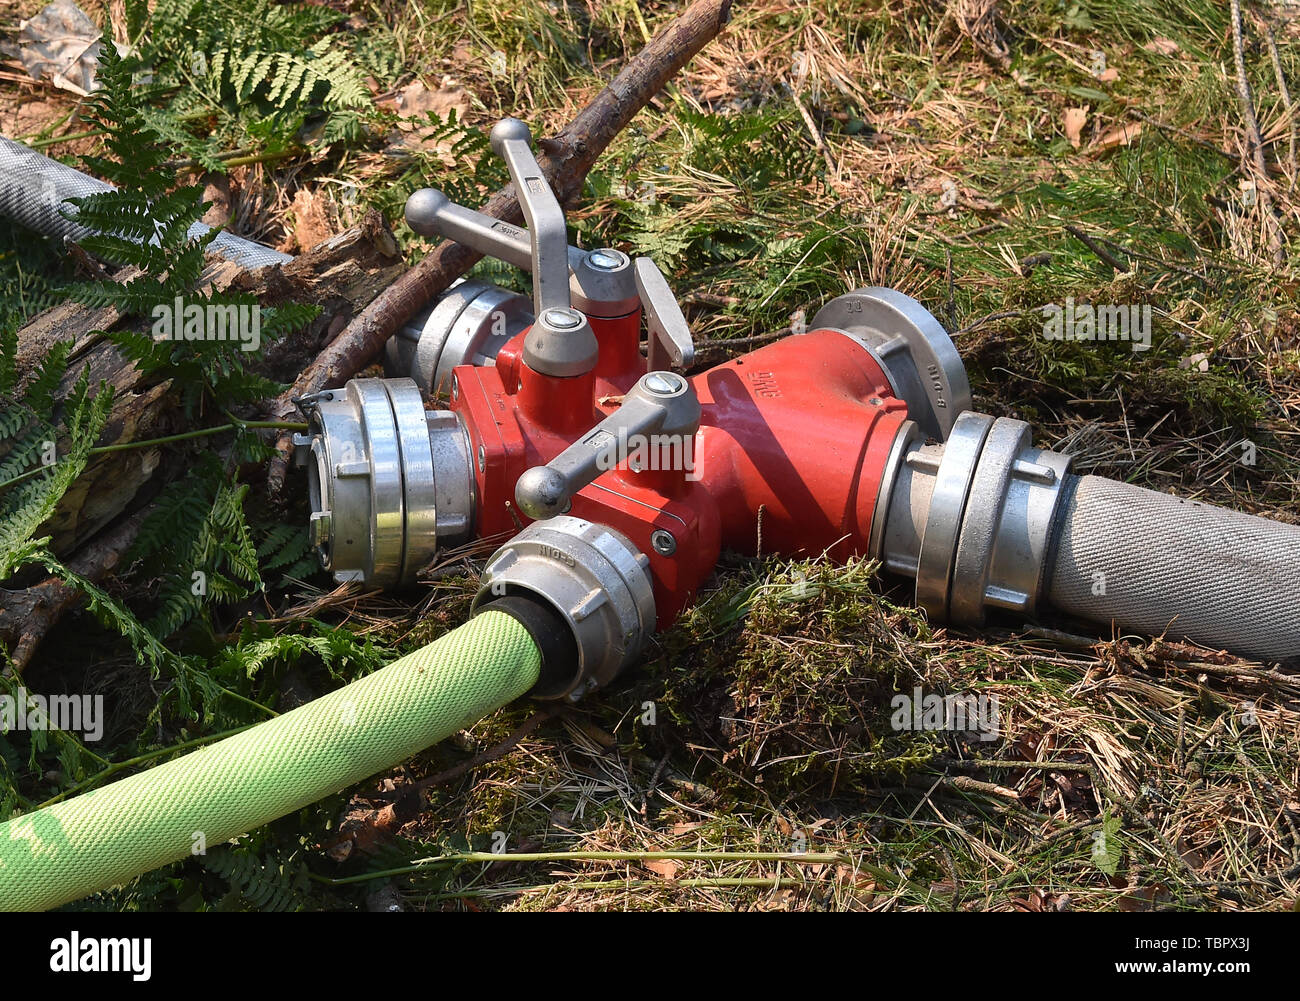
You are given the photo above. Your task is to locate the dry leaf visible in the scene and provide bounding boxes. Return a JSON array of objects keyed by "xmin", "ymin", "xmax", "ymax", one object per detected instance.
[
  {"xmin": 1092, "ymin": 121, "xmax": 1143, "ymax": 151},
  {"xmin": 388, "ymin": 80, "xmax": 470, "ymax": 120},
  {"xmin": 1064, "ymin": 107, "xmax": 1089, "ymax": 149},
  {"xmin": 1098, "ymin": 67, "xmax": 1119, "ymax": 83},
  {"xmin": 1, "ymin": 0, "xmax": 106, "ymax": 96},
  {"xmin": 645, "ymin": 858, "xmax": 680, "ymax": 879},
  {"xmin": 1143, "ymin": 38, "xmax": 1179, "ymax": 56}
]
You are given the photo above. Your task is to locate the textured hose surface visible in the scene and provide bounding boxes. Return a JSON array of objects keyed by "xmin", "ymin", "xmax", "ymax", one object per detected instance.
[
  {"xmin": 1047, "ymin": 475, "xmax": 1300, "ymax": 662},
  {"xmin": 0, "ymin": 136, "xmax": 291, "ymax": 269},
  {"xmin": 0, "ymin": 611, "xmax": 540, "ymax": 911}
]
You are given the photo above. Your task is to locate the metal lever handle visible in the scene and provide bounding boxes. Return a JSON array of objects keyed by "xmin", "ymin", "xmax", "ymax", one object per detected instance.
[
  {"xmin": 514, "ymin": 371, "xmax": 701, "ymax": 520},
  {"xmin": 634, "ymin": 257, "xmax": 695, "ymax": 372},
  {"xmin": 405, "ymin": 188, "xmax": 587, "ymax": 275},
  {"xmin": 489, "ymin": 118, "xmax": 572, "ymax": 317},
  {"xmin": 405, "ymin": 191, "xmax": 640, "ymax": 317},
  {"xmin": 404, "ymin": 119, "xmax": 691, "ymax": 373}
]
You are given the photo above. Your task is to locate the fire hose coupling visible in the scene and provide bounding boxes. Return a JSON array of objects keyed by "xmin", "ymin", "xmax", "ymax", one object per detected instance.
[
  {"xmin": 472, "ymin": 516, "xmax": 657, "ymax": 701},
  {"xmin": 874, "ymin": 412, "xmax": 1300, "ymax": 662},
  {"xmin": 875, "ymin": 412, "xmax": 1073, "ymax": 626},
  {"xmin": 384, "ymin": 278, "xmax": 532, "ymax": 396},
  {"xmin": 812, "ymin": 288, "xmax": 971, "ymax": 442},
  {"xmin": 291, "ymin": 378, "xmax": 476, "ymax": 588}
]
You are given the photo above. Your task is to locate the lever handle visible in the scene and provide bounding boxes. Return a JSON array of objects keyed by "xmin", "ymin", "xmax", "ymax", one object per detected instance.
[
  {"xmin": 405, "ymin": 188, "xmax": 587, "ymax": 275},
  {"xmin": 403, "ymin": 118, "xmax": 691, "ymax": 373},
  {"xmin": 490, "ymin": 118, "xmax": 572, "ymax": 318},
  {"xmin": 514, "ymin": 371, "xmax": 701, "ymax": 520},
  {"xmin": 634, "ymin": 257, "xmax": 695, "ymax": 372},
  {"xmin": 405, "ymin": 190, "xmax": 638, "ymax": 316}
]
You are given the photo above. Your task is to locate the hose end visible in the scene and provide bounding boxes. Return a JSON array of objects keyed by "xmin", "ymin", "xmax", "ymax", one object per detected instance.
[{"xmin": 473, "ymin": 516, "xmax": 656, "ymax": 701}]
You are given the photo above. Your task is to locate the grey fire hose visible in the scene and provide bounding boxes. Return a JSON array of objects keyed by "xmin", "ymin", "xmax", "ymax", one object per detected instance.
[
  {"xmin": 1045, "ymin": 475, "xmax": 1300, "ymax": 660},
  {"xmin": 0, "ymin": 135, "xmax": 290, "ymax": 269},
  {"xmin": 875, "ymin": 413, "xmax": 1300, "ymax": 663}
]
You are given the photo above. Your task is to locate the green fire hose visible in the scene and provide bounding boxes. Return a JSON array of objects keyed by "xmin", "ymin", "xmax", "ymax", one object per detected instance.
[{"xmin": 0, "ymin": 609, "xmax": 541, "ymax": 911}]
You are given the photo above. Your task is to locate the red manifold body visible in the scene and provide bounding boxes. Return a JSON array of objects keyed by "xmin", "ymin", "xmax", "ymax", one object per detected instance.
[{"xmin": 453, "ymin": 320, "xmax": 908, "ymax": 625}]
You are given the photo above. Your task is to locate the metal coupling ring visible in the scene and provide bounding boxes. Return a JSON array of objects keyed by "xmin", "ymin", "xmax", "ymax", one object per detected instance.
[
  {"xmin": 292, "ymin": 377, "xmax": 476, "ymax": 588},
  {"xmin": 472, "ymin": 516, "xmax": 656, "ymax": 701}
]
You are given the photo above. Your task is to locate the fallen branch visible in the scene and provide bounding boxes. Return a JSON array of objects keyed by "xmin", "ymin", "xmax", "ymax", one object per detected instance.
[{"xmin": 265, "ymin": 0, "xmax": 734, "ymax": 493}]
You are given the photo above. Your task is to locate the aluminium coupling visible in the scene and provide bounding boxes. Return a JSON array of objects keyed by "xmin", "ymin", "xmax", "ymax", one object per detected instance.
[{"xmin": 292, "ymin": 377, "xmax": 476, "ymax": 588}]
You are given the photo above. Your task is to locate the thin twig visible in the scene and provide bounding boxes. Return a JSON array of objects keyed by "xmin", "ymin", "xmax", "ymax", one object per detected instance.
[
  {"xmin": 316, "ymin": 849, "xmax": 849, "ymax": 885},
  {"xmin": 1065, "ymin": 224, "xmax": 1129, "ymax": 273},
  {"xmin": 1229, "ymin": 0, "xmax": 1286, "ymax": 265},
  {"xmin": 1261, "ymin": 14, "xmax": 1297, "ymax": 194}
]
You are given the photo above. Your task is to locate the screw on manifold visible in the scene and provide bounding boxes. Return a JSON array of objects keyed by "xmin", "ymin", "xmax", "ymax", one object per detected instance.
[
  {"xmin": 651, "ymin": 529, "xmax": 677, "ymax": 556},
  {"xmin": 643, "ymin": 371, "xmax": 686, "ymax": 397},
  {"xmin": 586, "ymin": 248, "xmax": 628, "ymax": 271},
  {"xmin": 541, "ymin": 306, "xmax": 583, "ymax": 330}
]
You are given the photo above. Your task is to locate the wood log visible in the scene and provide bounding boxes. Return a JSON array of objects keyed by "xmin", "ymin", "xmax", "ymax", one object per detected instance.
[{"xmin": 0, "ymin": 211, "xmax": 401, "ymax": 669}]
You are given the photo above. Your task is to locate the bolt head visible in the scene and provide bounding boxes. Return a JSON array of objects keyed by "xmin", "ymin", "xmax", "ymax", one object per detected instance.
[
  {"xmin": 644, "ymin": 371, "xmax": 686, "ymax": 396},
  {"xmin": 651, "ymin": 529, "xmax": 677, "ymax": 556},
  {"xmin": 586, "ymin": 248, "xmax": 628, "ymax": 272},
  {"xmin": 541, "ymin": 307, "xmax": 582, "ymax": 330}
]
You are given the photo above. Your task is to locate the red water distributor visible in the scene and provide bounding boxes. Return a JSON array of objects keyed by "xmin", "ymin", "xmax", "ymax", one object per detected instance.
[{"xmin": 298, "ymin": 117, "xmax": 1300, "ymax": 702}]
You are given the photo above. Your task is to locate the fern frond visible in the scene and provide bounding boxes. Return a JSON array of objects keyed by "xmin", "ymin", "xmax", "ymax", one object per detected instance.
[{"xmin": 0, "ymin": 367, "xmax": 112, "ymax": 580}]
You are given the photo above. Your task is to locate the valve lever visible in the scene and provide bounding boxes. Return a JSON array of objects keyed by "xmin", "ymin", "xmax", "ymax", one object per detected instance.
[
  {"xmin": 405, "ymin": 187, "xmax": 588, "ymax": 275},
  {"xmin": 514, "ymin": 371, "xmax": 701, "ymax": 520},
  {"xmin": 634, "ymin": 257, "xmax": 695, "ymax": 372},
  {"xmin": 489, "ymin": 118, "xmax": 572, "ymax": 318}
]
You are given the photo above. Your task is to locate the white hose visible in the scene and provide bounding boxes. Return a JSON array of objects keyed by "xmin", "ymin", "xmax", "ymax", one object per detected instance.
[{"xmin": 0, "ymin": 135, "xmax": 291, "ymax": 269}]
